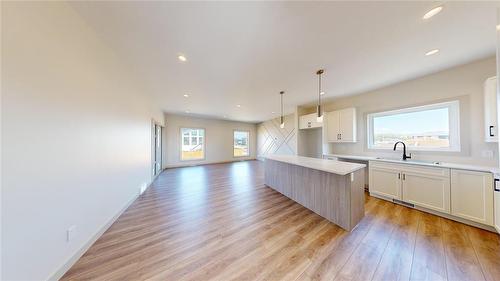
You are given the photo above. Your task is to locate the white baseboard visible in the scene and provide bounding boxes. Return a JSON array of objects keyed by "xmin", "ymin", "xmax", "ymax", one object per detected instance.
[
  {"xmin": 48, "ymin": 187, "xmax": 145, "ymax": 280},
  {"xmin": 369, "ymin": 192, "xmax": 498, "ymax": 233},
  {"xmin": 164, "ymin": 158, "xmax": 256, "ymax": 169}
]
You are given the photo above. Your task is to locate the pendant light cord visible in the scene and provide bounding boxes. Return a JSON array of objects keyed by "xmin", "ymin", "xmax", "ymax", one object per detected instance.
[
  {"xmin": 280, "ymin": 91, "xmax": 284, "ymax": 126},
  {"xmin": 316, "ymin": 69, "xmax": 324, "ymax": 119},
  {"xmin": 318, "ymin": 72, "xmax": 322, "ymax": 106}
]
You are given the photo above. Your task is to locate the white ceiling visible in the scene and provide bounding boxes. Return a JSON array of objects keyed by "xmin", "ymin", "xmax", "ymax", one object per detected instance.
[{"xmin": 69, "ymin": 1, "xmax": 498, "ymax": 123}]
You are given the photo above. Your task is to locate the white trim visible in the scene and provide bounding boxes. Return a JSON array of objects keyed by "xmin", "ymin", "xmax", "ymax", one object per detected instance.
[
  {"xmin": 164, "ymin": 158, "xmax": 256, "ymax": 169},
  {"xmin": 367, "ymin": 100, "xmax": 460, "ymax": 152},
  {"xmin": 151, "ymin": 119, "xmax": 164, "ymax": 179},
  {"xmin": 369, "ymin": 192, "xmax": 497, "ymax": 233},
  {"xmin": 233, "ymin": 129, "xmax": 250, "ymax": 158},
  {"xmin": 179, "ymin": 127, "xmax": 206, "ymax": 161},
  {"xmin": 47, "ymin": 186, "xmax": 146, "ymax": 280}
]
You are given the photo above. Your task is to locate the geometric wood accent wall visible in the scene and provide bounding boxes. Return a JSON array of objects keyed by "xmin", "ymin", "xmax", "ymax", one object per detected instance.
[{"xmin": 257, "ymin": 114, "xmax": 296, "ymax": 159}]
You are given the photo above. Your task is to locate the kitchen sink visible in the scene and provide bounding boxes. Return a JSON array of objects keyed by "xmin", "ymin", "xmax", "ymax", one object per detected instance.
[{"xmin": 375, "ymin": 157, "xmax": 441, "ymax": 166}]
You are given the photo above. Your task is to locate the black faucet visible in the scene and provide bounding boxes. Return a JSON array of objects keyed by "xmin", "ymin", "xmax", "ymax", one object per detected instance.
[{"xmin": 393, "ymin": 141, "xmax": 411, "ymax": 160}]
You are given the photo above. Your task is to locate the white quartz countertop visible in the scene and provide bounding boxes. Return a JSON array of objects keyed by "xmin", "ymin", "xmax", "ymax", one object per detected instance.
[
  {"xmin": 265, "ymin": 154, "xmax": 366, "ymax": 175},
  {"xmin": 324, "ymin": 154, "xmax": 500, "ymax": 174}
]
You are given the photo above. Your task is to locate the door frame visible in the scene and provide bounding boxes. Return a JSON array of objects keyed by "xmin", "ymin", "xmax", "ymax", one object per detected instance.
[{"xmin": 151, "ymin": 119, "xmax": 164, "ymax": 180}]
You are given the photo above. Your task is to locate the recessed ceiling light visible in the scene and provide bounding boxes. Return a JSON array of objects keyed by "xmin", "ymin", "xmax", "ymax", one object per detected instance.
[
  {"xmin": 425, "ymin": 49, "xmax": 439, "ymax": 56},
  {"xmin": 272, "ymin": 111, "xmax": 275, "ymax": 114},
  {"xmin": 423, "ymin": 6, "xmax": 443, "ymax": 20},
  {"xmin": 223, "ymin": 115, "xmax": 227, "ymax": 118},
  {"xmin": 178, "ymin": 55, "xmax": 187, "ymax": 62},
  {"xmin": 497, "ymin": 24, "xmax": 500, "ymax": 31},
  {"xmin": 236, "ymin": 104, "xmax": 241, "ymax": 108},
  {"xmin": 185, "ymin": 110, "xmax": 190, "ymax": 113},
  {"xmin": 320, "ymin": 91, "xmax": 325, "ymax": 96},
  {"xmin": 183, "ymin": 94, "xmax": 189, "ymax": 98}
]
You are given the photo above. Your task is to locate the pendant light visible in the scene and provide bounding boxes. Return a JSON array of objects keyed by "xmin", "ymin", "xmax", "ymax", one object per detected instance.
[
  {"xmin": 279, "ymin": 91, "xmax": 285, "ymax": 128},
  {"xmin": 316, "ymin": 69, "xmax": 324, "ymax": 122}
]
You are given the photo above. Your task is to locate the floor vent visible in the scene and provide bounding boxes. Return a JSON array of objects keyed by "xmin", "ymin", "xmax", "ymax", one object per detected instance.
[{"xmin": 392, "ymin": 199, "xmax": 415, "ymax": 208}]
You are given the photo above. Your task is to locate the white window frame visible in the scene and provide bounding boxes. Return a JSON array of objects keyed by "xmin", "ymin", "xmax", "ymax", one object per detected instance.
[
  {"xmin": 367, "ymin": 101, "xmax": 460, "ymax": 152},
  {"xmin": 233, "ymin": 130, "xmax": 250, "ymax": 158},
  {"xmin": 180, "ymin": 127, "xmax": 206, "ymax": 161}
]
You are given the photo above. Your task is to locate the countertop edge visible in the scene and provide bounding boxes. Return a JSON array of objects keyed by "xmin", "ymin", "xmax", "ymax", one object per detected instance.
[
  {"xmin": 265, "ymin": 155, "xmax": 366, "ymax": 176},
  {"xmin": 323, "ymin": 153, "xmax": 499, "ymax": 174}
]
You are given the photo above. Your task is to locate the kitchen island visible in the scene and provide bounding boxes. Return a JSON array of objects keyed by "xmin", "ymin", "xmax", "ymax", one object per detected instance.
[{"xmin": 264, "ymin": 154, "xmax": 366, "ymax": 231}]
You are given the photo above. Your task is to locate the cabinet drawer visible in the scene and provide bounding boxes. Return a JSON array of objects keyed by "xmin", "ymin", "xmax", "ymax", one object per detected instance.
[
  {"xmin": 299, "ymin": 113, "xmax": 321, "ymax": 129},
  {"xmin": 370, "ymin": 160, "xmax": 449, "ymax": 178},
  {"xmin": 399, "ymin": 164, "xmax": 449, "ymax": 178}
]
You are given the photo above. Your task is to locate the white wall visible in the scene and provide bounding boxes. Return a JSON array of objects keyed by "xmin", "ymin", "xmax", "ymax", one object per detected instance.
[
  {"xmin": 257, "ymin": 114, "xmax": 297, "ymax": 159},
  {"xmin": 321, "ymin": 56, "xmax": 497, "ymax": 166},
  {"xmin": 1, "ymin": 2, "xmax": 163, "ymax": 280},
  {"xmin": 163, "ymin": 113, "xmax": 257, "ymax": 168}
]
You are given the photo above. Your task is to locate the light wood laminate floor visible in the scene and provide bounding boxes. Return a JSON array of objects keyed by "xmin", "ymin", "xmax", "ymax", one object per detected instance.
[{"xmin": 62, "ymin": 160, "xmax": 500, "ymax": 281}]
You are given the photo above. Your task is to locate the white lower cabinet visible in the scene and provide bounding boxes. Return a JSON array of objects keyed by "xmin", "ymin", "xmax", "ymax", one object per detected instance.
[
  {"xmin": 369, "ymin": 162, "xmax": 401, "ymax": 199},
  {"xmin": 451, "ymin": 169, "xmax": 493, "ymax": 226},
  {"xmin": 369, "ymin": 160, "xmax": 497, "ymax": 228},
  {"xmin": 495, "ymin": 185, "xmax": 500, "ymax": 232},
  {"xmin": 369, "ymin": 161, "xmax": 450, "ymax": 213},
  {"xmin": 402, "ymin": 166, "xmax": 450, "ymax": 213}
]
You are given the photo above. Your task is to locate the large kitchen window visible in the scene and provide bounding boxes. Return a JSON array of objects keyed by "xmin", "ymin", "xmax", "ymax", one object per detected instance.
[
  {"xmin": 367, "ymin": 101, "xmax": 460, "ymax": 151},
  {"xmin": 233, "ymin": 130, "xmax": 250, "ymax": 157},
  {"xmin": 181, "ymin": 128, "xmax": 205, "ymax": 160}
]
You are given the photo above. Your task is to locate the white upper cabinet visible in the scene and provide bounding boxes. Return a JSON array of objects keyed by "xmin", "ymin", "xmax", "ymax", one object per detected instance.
[
  {"xmin": 299, "ymin": 113, "xmax": 322, "ymax": 129},
  {"xmin": 484, "ymin": 76, "xmax": 497, "ymax": 142},
  {"xmin": 326, "ymin": 108, "xmax": 357, "ymax": 142},
  {"xmin": 451, "ymin": 169, "xmax": 493, "ymax": 226},
  {"xmin": 326, "ymin": 110, "xmax": 340, "ymax": 139}
]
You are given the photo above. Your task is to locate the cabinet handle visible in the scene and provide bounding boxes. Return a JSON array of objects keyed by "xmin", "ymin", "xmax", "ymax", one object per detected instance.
[
  {"xmin": 339, "ymin": 134, "xmax": 342, "ymax": 140},
  {"xmin": 494, "ymin": 178, "xmax": 500, "ymax": 192},
  {"xmin": 398, "ymin": 173, "xmax": 400, "ymax": 179},
  {"xmin": 489, "ymin": 126, "xmax": 495, "ymax": 137},
  {"xmin": 402, "ymin": 173, "xmax": 406, "ymax": 180}
]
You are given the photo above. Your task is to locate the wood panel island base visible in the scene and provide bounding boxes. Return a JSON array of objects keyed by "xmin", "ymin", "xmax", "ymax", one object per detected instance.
[{"xmin": 264, "ymin": 155, "xmax": 366, "ymax": 231}]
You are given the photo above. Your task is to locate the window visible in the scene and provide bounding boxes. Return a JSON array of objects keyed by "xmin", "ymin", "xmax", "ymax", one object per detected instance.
[
  {"xmin": 367, "ymin": 101, "xmax": 460, "ymax": 151},
  {"xmin": 234, "ymin": 130, "xmax": 250, "ymax": 157},
  {"xmin": 180, "ymin": 128, "xmax": 205, "ymax": 160}
]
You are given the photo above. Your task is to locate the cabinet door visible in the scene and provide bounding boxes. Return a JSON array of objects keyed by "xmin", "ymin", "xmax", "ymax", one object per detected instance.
[
  {"xmin": 326, "ymin": 111, "xmax": 340, "ymax": 142},
  {"xmin": 402, "ymin": 166, "xmax": 450, "ymax": 213},
  {"xmin": 299, "ymin": 113, "xmax": 321, "ymax": 129},
  {"xmin": 299, "ymin": 114, "xmax": 310, "ymax": 129},
  {"xmin": 451, "ymin": 170, "xmax": 493, "ymax": 226},
  {"xmin": 369, "ymin": 165, "xmax": 401, "ymax": 199},
  {"xmin": 484, "ymin": 76, "xmax": 498, "ymax": 142},
  {"xmin": 299, "ymin": 115, "xmax": 307, "ymax": 129},
  {"xmin": 339, "ymin": 108, "xmax": 356, "ymax": 142},
  {"xmin": 495, "ymin": 186, "xmax": 500, "ymax": 232}
]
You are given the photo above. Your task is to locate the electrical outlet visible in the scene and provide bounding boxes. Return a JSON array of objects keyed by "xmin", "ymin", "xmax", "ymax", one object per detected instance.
[
  {"xmin": 67, "ymin": 225, "xmax": 76, "ymax": 242},
  {"xmin": 481, "ymin": 150, "xmax": 494, "ymax": 159}
]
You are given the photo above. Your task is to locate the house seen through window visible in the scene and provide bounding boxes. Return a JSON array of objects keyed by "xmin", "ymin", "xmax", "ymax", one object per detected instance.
[
  {"xmin": 181, "ymin": 128, "xmax": 205, "ymax": 160},
  {"xmin": 234, "ymin": 130, "xmax": 249, "ymax": 157},
  {"xmin": 367, "ymin": 101, "xmax": 460, "ymax": 151}
]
